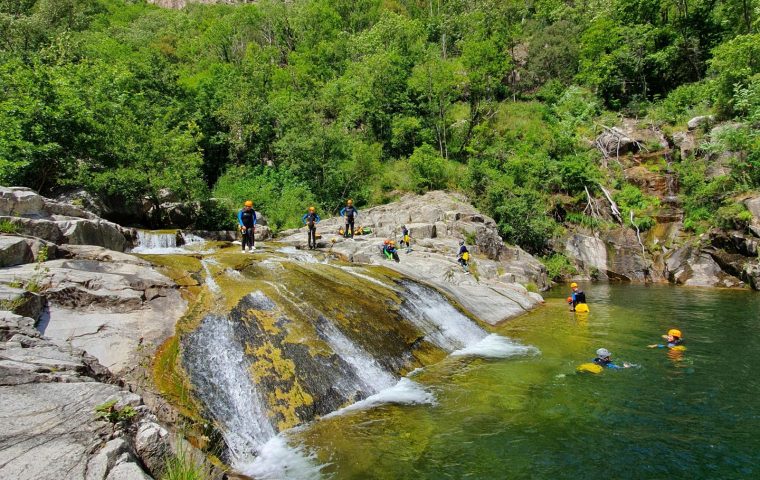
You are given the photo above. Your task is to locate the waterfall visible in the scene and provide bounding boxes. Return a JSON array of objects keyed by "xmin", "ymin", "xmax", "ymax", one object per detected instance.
[
  {"xmin": 131, "ymin": 230, "xmax": 207, "ymax": 254},
  {"xmin": 183, "ymin": 314, "xmax": 276, "ymax": 461},
  {"xmin": 318, "ymin": 320, "xmax": 397, "ymax": 393},
  {"xmin": 201, "ymin": 259, "xmax": 221, "ymax": 294},
  {"xmin": 399, "ymin": 280, "xmax": 487, "ymax": 350}
]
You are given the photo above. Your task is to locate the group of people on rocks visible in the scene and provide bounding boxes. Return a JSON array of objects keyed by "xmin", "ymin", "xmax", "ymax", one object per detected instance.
[{"xmin": 238, "ymin": 199, "xmax": 474, "ymax": 272}]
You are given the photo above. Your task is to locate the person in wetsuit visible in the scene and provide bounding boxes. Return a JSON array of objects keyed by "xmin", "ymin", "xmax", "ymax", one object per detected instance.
[
  {"xmin": 568, "ymin": 282, "xmax": 587, "ymax": 311},
  {"xmin": 399, "ymin": 225, "xmax": 412, "ymax": 253},
  {"xmin": 382, "ymin": 240, "xmax": 400, "ymax": 262},
  {"xmin": 457, "ymin": 241, "xmax": 470, "ymax": 273},
  {"xmin": 648, "ymin": 329, "xmax": 685, "ymax": 349},
  {"xmin": 302, "ymin": 206, "xmax": 321, "ymax": 250},
  {"xmin": 340, "ymin": 199, "xmax": 358, "ymax": 238},
  {"xmin": 238, "ymin": 200, "xmax": 257, "ymax": 252},
  {"xmin": 593, "ymin": 348, "xmax": 631, "ymax": 369}
]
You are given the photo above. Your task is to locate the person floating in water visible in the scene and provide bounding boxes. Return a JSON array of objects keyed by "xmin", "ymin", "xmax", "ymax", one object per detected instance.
[
  {"xmin": 382, "ymin": 239, "xmax": 400, "ymax": 262},
  {"xmin": 340, "ymin": 199, "xmax": 358, "ymax": 238},
  {"xmin": 457, "ymin": 241, "xmax": 470, "ymax": 274},
  {"xmin": 302, "ymin": 206, "xmax": 320, "ymax": 250},
  {"xmin": 593, "ymin": 348, "xmax": 632, "ymax": 369},
  {"xmin": 648, "ymin": 329, "xmax": 685, "ymax": 350},
  {"xmin": 238, "ymin": 200, "xmax": 257, "ymax": 252},
  {"xmin": 399, "ymin": 225, "xmax": 412, "ymax": 253},
  {"xmin": 567, "ymin": 282, "xmax": 588, "ymax": 312}
]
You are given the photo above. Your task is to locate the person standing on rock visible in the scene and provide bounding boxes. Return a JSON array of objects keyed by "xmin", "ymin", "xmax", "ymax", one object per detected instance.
[
  {"xmin": 340, "ymin": 199, "xmax": 358, "ymax": 238},
  {"xmin": 399, "ymin": 225, "xmax": 412, "ymax": 253},
  {"xmin": 238, "ymin": 200, "xmax": 257, "ymax": 252},
  {"xmin": 457, "ymin": 241, "xmax": 470, "ymax": 274},
  {"xmin": 302, "ymin": 206, "xmax": 321, "ymax": 250}
]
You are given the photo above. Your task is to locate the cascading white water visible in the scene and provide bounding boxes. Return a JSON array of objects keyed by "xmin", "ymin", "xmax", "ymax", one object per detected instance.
[
  {"xmin": 201, "ymin": 259, "xmax": 221, "ymax": 294},
  {"xmin": 319, "ymin": 321, "xmax": 397, "ymax": 393},
  {"xmin": 131, "ymin": 230, "xmax": 208, "ymax": 254},
  {"xmin": 399, "ymin": 281, "xmax": 488, "ymax": 350},
  {"xmin": 183, "ymin": 314, "xmax": 276, "ymax": 461}
]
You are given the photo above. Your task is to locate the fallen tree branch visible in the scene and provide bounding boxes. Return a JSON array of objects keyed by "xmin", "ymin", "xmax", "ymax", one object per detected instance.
[
  {"xmin": 630, "ymin": 210, "xmax": 646, "ymax": 258},
  {"xmin": 599, "ymin": 184, "xmax": 623, "ymax": 224}
]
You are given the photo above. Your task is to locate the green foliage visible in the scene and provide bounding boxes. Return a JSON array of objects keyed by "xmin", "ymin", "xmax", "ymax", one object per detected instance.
[
  {"xmin": 161, "ymin": 444, "xmax": 211, "ymax": 480},
  {"xmin": 0, "ymin": 0, "xmax": 757, "ymax": 254},
  {"xmin": 25, "ymin": 245, "xmax": 49, "ymax": 293},
  {"xmin": 94, "ymin": 399, "xmax": 137, "ymax": 425},
  {"xmin": 213, "ymin": 166, "xmax": 318, "ymax": 232},
  {"xmin": 541, "ymin": 253, "xmax": 578, "ymax": 282},
  {"xmin": 407, "ymin": 144, "xmax": 456, "ymax": 192},
  {"xmin": 614, "ymin": 184, "xmax": 659, "ymax": 231},
  {"xmin": 0, "ymin": 219, "xmax": 19, "ymax": 234}
]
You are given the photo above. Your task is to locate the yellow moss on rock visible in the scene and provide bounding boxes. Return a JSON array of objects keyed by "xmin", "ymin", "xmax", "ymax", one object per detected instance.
[{"xmin": 270, "ymin": 380, "xmax": 314, "ymax": 430}]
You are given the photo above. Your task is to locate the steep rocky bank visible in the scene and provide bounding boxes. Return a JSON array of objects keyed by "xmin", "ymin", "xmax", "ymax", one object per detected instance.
[{"xmin": 557, "ymin": 117, "xmax": 760, "ymax": 289}]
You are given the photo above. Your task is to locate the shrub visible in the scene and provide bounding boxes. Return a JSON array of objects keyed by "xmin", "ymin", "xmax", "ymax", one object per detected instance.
[
  {"xmin": 95, "ymin": 399, "xmax": 137, "ymax": 426},
  {"xmin": 541, "ymin": 253, "xmax": 578, "ymax": 281},
  {"xmin": 407, "ymin": 144, "xmax": 455, "ymax": 193},
  {"xmin": 0, "ymin": 220, "xmax": 19, "ymax": 234}
]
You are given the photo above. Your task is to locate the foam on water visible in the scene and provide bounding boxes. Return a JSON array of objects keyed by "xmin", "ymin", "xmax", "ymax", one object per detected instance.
[
  {"xmin": 324, "ymin": 378, "xmax": 436, "ymax": 419},
  {"xmin": 237, "ymin": 435, "xmax": 326, "ymax": 480},
  {"xmin": 451, "ymin": 333, "xmax": 540, "ymax": 358}
]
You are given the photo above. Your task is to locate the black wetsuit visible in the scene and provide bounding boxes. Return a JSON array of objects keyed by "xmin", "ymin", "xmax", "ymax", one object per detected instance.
[
  {"xmin": 238, "ymin": 208, "xmax": 256, "ymax": 250},
  {"xmin": 571, "ymin": 290, "xmax": 587, "ymax": 308},
  {"xmin": 302, "ymin": 212, "xmax": 320, "ymax": 249},
  {"xmin": 341, "ymin": 206, "xmax": 358, "ymax": 238}
]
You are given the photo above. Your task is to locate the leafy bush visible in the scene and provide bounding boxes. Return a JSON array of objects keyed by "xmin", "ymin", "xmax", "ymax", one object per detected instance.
[
  {"xmin": 161, "ymin": 445, "xmax": 211, "ymax": 480},
  {"xmin": 407, "ymin": 144, "xmax": 455, "ymax": 193},
  {"xmin": 213, "ymin": 166, "xmax": 318, "ymax": 232},
  {"xmin": 541, "ymin": 253, "xmax": 578, "ymax": 281}
]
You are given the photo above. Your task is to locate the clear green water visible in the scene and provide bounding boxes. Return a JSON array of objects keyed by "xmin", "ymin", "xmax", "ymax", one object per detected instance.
[{"xmin": 292, "ymin": 284, "xmax": 760, "ymax": 479}]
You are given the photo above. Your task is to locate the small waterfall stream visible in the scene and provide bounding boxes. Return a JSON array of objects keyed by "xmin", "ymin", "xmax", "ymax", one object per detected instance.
[{"xmin": 131, "ymin": 230, "xmax": 206, "ymax": 254}]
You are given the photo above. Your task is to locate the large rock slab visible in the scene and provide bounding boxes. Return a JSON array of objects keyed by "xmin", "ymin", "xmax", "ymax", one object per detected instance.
[
  {"xmin": 278, "ymin": 192, "xmax": 546, "ymax": 324},
  {"xmin": 0, "ymin": 312, "xmax": 153, "ymax": 480},
  {"xmin": 0, "ymin": 235, "xmax": 34, "ymax": 267}
]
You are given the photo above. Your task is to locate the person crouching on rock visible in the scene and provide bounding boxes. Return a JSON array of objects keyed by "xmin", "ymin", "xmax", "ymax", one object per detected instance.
[
  {"xmin": 399, "ymin": 225, "xmax": 412, "ymax": 253},
  {"xmin": 382, "ymin": 240, "xmax": 400, "ymax": 262},
  {"xmin": 238, "ymin": 200, "xmax": 257, "ymax": 252},
  {"xmin": 340, "ymin": 199, "xmax": 358, "ymax": 238},
  {"xmin": 457, "ymin": 241, "xmax": 470, "ymax": 274},
  {"xmin": 302, "ymin": 206, "xmax": 320, "ymax": 250},
  {"xmin": 567, "ymin": 282, "xmax": 586, "ymax": 311}
]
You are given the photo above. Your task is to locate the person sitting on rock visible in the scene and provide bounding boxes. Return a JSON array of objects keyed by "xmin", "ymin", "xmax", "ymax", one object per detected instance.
[
  {"xmin": 567, "ymin": 282, "xmax": 586, "ymax": 311},
  {"xmin": 648, "ymin": 329, "xmax": 685, "ymax": 349},
  {"xmin": 340, "ymin": 199, "xmax": 359, "ymax": 238},
  {"xmin": 302, "ymin": 206, "xmax": 320, "ymax": 250},
  {"xmin": 399, "ymin": 225, "xmax": 412, "ymax": 253},
  {"xmin": 382, "ymin": 240, "xmax": 400, "ymax": 262},
  {"xmin": 593, "ymin": 348, "xmax": 631, "ymax": 369},
  {"xmin": 457, "ymin": 241, "xmax": 470, "ymax": 274},
  {"xmin": 237, "ymin": 200, "xmax": 257, "ymax": 252}
]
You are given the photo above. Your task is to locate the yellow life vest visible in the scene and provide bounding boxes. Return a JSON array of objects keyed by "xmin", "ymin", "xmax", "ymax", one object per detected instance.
[
  {"xmin": 575, "ymin": 303, "xmax": 590, "ymax": 313},
  {"xmin": 576, "ymin": 362, "xmax": 603, "ymax": 374},
  {"xmin": 462, "ymin": 252, "xmax": 470, "ymax": 261}
]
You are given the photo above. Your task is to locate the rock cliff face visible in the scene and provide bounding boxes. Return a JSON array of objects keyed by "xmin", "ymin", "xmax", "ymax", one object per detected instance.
[{"xmin": 559, "ymin": 118, "xmax": 760, "ymax": 289}]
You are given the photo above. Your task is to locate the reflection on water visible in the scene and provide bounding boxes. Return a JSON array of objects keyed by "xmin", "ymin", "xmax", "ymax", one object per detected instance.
[{"xmin": 289, "ymin": 284, "xmax": 760, "ymax": 479}]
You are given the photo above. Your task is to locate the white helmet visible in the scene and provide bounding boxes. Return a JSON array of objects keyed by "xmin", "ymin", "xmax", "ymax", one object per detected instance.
[{"xmin": 596, "ymin": 348, "xmax": 611, "ymax": 358}]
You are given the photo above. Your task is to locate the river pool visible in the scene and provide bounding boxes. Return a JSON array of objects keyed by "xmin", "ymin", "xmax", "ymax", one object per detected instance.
[{"xmin": 285, "ymin": 284, "xmax": 760, "ymax": 479}]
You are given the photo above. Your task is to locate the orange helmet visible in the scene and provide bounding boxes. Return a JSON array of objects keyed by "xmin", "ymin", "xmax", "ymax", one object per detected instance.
[
  {"xmin": 347, "ymin": 199, "xmax": 353, "ymax": 205},
  {"xmin": 383, "ymin": 239, "xmax": 390, "ymax": 245},
  {"xmin": 244, "ymin": 200, "xmax": 253, "ymax": 207},
  {"xmin": 389, "ymin": 240, "xmax": 395, "ymax": 246},
  {"xmin": 308, "ymin": 206, "xmax": 316, "ymax": 212},
  {"xmin": 668, "ymin": 329, "xmax": 682, "ymax": 338}
]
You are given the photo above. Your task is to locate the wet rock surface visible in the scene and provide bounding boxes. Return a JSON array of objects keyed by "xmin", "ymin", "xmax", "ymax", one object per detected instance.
[{"xmin": 278, "ymin": 191, "xmax": 545, "ymax": 325}]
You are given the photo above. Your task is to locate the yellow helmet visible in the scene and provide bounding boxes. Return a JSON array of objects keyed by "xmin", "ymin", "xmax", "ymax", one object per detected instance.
[
  {"xmin": 570, "ymin": 282, "xmax": 578, "ymax": 288},
  {"xmin": 244, "ymin": 200, "xmax": 253, "ymax": 207},
  {"xmin": 308, "ymin": 206, "xmax": 315, "ymax": 212},
  {"xmin": 668, "ymin": 329, "xmax": 682, "ymax": 338},
  {"xmin": 347, "ymin": 199, "xmax": 353, "ymax": 205},
  {"xmin": 389, "ymin": 240, "xmax": 395, "ymax": 246}
]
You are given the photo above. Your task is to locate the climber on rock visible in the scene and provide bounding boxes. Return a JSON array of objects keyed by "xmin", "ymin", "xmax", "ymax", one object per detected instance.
[{"xmin": 238, "ymin": 200, "xmax": 257, "ymax": 252}]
